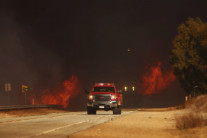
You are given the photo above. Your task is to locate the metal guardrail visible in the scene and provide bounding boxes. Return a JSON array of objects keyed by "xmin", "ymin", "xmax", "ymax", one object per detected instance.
[{"xmin": 0, "ymin": 105, "xmax": 62, "ymax": 110}]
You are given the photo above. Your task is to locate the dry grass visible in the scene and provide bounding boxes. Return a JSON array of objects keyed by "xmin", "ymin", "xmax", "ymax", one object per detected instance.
[
  {"xmin": 188, "ymin": 95, "xmax": 207, "ymax": 113},
  {"xmin": 175, "ymin": 113, "xmax": 205, "ymax": 129},
  {"xmin": 175, "ymin": 95, "xmax": 207, "ymax": 129}
]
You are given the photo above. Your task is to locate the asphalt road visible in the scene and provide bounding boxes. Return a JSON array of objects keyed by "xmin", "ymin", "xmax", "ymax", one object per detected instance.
[{"xmin": 0, "ymin": 110, "xmax": 133, "ymax": 138}]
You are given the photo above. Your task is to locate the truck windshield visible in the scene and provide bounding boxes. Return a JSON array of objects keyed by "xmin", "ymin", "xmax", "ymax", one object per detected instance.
[{"xmin": 92, "ymin": 87, "xmax": 115, "ymax": 92}]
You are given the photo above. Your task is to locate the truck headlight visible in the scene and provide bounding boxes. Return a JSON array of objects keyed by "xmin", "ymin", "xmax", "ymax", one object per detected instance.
[
  {"xmin": 88, "ymin": 95, "xmax": 93, "ymax": 100},
  {"xmin": 111, "ymin": 95, "xmax": 117, "ymax": 100}
]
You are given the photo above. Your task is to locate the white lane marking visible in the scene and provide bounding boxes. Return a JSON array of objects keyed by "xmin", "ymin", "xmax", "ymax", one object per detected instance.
[
  {"xmin": 0, "ymin": 113, "xmax": 73, "ymax": 124},
  {"xmin": 21, "ymin": 121, "xmax": 87, "ymax": 138},
  {"xmin": 21, "ymin": 115, "xmax": 114, "ymax": 138},
  {"xmin": 21, "ymin": 111, "xmax": 134, "ymax": 138}
]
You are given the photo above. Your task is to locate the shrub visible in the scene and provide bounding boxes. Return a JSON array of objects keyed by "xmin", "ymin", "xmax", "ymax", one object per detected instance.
[
  {"xmin": 176, "ymin": 95, "xmax": 207, "ymax": 129},
  {"xmin": 175, "ymin": 113, "xmax": 205, "ymax": 129},
  {"xmin": 185, "ymin": 95, "xmax": 207, "ymax": 113}
]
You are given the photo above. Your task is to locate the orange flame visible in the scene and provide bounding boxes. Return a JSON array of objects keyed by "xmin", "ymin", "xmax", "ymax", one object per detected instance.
[
  {"xmin": 141, "ymin": 62, "xmax": 176, "ymax": 95},
  {"xmin": 40, "ymin": 75, "xmax": 80, "ymax": 108}
]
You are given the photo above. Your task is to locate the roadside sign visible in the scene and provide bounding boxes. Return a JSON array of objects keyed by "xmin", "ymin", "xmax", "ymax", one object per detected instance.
[
  {"xmin": 21, "ymin": 84, "xmax": 29, "ymax": 93},
  {"xmin": 4, "ymin": 83, "xmax": 11, "ymax": 92}
]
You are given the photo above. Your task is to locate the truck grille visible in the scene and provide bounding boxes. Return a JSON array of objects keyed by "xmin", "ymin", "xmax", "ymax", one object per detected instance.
[{"xmin": 95, "ymin": 95, "xmax": 111, "ymax": 101}]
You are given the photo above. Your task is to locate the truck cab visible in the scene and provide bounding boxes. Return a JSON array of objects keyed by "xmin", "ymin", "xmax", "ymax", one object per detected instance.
[{"xmin": 86, "ymin": 83, "xmax": 123, "ymax": 115}]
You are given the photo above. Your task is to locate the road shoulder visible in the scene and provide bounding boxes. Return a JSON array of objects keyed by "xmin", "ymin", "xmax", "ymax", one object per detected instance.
[{"xmin": 70, "ymin": 109, "xmax": 207, "ymax": 138}]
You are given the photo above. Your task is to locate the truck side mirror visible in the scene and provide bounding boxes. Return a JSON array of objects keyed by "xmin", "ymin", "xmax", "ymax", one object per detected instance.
[
  {"xmin": 85, "ymin": 89, "xmax": 89, "ymax": 94},
  {"xmin": 117, "ymin": 90, "xmax": 123, "ymax": 94}
]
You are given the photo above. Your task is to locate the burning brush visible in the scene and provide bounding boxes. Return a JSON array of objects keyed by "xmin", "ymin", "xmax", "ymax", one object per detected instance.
[{"xmin": 141, "ymin": 62, "xmax": 176, "ymax": 95}]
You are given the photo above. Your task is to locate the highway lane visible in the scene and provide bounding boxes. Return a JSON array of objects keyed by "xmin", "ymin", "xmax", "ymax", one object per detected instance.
[{"xmin": 0, "ymin": 110, "xmax": 133, "ymax": 138}]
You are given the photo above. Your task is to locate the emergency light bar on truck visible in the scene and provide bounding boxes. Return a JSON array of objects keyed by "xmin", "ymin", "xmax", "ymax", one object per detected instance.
[{"xmin": 94, "ymin": 83, "xmax": 115, "ymax": 86}]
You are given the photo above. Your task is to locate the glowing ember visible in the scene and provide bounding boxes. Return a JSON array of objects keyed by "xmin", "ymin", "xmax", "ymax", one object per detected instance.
[
  {"xmin": 141, "ymin": 62, "xmax": 176, "ymax": 95},
  {"xmin": 40, "ymin": 75, "xmax": 80, "ymax": 108}
]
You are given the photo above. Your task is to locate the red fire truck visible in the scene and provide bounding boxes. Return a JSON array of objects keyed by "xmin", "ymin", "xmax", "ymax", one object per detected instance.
[{"xmin": 86, "ymin": 83, "xmax": 123, "ymax": 115}]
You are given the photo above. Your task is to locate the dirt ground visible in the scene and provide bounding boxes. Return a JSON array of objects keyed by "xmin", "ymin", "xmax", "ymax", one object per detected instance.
[
  {"xmin": 71, "ymin": 109, "xmax": 207, "ymax": 138},
  {"xmin": 0, "ymin": 108, "xmax": 67, "ymax": 118}
]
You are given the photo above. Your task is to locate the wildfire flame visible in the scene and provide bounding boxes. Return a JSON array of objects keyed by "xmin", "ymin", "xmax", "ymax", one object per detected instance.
[
  {"xmin": 141, "ymin": 62, "xmax": 176, "ymax": 95},
  {"xmin": 40, "ymin": 75, "xmax": 80, "ymax": 108}
]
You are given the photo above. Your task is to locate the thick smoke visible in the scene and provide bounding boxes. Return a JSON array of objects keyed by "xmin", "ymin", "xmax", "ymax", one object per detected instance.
[
  {"xmin": 0, "ymin": 4, "xmax": 65, "ymax": 105},
  {"xmin": 0, "ymin": 1, "xmax": 187, "ymax": 108}
]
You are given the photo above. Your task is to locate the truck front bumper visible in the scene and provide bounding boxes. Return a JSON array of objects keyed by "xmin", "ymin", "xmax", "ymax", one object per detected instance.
[{"xmin": 87, "ymin": 100, "xmax": 118, "ymax": 110}]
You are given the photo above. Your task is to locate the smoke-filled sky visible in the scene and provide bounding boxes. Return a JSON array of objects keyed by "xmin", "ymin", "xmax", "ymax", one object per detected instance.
[{"xmin": 1, "ymin": 0, "xmax": 207, "ymax": 106}]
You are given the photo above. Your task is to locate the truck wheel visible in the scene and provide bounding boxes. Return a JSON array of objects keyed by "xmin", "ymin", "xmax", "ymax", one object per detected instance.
[
  {"xmin": 118, "ymin": 106, "xmax": 121, "ymax": 114},
  {"xmin": 87, "ymin": 107, "xmax": 93, "ymax": 114},
  {"xmin": 113, "ymin": 106, "xmax": 121, "ymax": 115},
  {"xmin": 87, "ymin": 107, "xmax": 96, "ymax": 115},
  {"xmin": 92, "ymin": 108, "xmax": 96, "ymax": 114},
  {"xmin": 113, "ymin": 107, "xmax": 118, "ymax": 114}
]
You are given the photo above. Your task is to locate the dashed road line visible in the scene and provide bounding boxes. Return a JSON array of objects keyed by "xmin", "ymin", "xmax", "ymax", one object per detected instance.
[
  {"xmin": 0, "ymin": 113, "xmax": 73, "ymax": 124},
  {"xmin": 21, "ymin": 121, "xmax": 88, "ymax": 138},
  {"xmin": 2, "ymin": 111, "xmax": 134, "ymax": 138},
  {"xmin": 20, "ymin": 114, "xmax": 122, "ymax": 138}
]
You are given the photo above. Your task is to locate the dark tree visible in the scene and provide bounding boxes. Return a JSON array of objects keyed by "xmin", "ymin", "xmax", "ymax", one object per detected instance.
[{"xmin": 170, "ymin": 17, "xmax": 207, "ymax": 96}]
